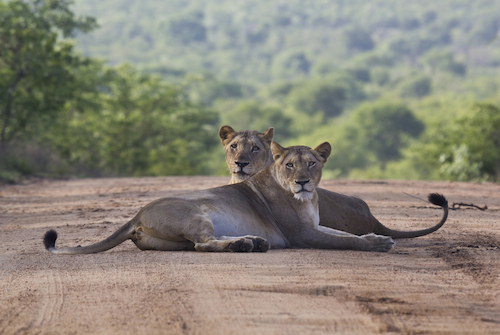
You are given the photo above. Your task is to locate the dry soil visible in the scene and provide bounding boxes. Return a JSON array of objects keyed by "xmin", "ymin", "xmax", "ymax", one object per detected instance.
[{"xmin": 1, "ymin": 177, "xmax": 499, "ymax": 334}]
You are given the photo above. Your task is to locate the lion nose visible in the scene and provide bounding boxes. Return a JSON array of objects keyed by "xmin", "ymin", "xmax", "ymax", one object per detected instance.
[
  {"xmin": 235, "ymin": 161, "xmax": 249, "ymax": 168},
  {"xmin": 295, "ymin": 179, "xmax": 310, "ymax": 186}
]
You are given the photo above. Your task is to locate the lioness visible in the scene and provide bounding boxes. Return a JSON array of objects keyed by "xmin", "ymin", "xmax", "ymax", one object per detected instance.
[
  {"xmin": 44, "ymin": 142, "xmax": 395, "ymax": 254},
  {"xmin": 219, "ymin": 125, "xmax": 448, "ymax": 238}
]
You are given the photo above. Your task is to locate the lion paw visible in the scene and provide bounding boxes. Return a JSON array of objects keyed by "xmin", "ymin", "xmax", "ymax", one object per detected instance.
[
  {"xmin": 228, "ymin": 238, "xmax": 254, "ymax": 252},
  {"xmin": 249, "ymin": 237, "xmax": 270, "ymax": 252},
  {"xmin": 361, "ymin": 233, "xmax": 395, "ymax": 252}
]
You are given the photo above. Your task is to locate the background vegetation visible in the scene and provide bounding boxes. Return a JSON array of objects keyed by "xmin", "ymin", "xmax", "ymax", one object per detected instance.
[{"xmin": 1, "ymin": 0, "xmax": 500, "ymax": 182}]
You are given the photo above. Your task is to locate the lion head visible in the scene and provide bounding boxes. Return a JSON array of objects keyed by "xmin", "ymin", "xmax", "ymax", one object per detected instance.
[
  {"xmin": 219, "ymin": 125, "xmax": 274, "ymax": 184},
  {"xmin": 270, "ymin": 141, "xmax": 331, "ymax": 202}
]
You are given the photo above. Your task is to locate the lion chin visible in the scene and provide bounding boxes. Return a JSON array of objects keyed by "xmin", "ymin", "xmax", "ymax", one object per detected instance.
[
  {"xmin": 234, "ymin": 172, "xmax": 250, "ymax": 182},
  {"xmin": 293, "ymin": 191, "xmax": 314, "ymax": 202}
]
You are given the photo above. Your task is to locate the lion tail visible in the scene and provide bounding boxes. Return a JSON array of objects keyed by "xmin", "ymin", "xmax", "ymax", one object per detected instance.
[
  {"xmin": 43, "ymin": 220, "xmax": 136, "ymax": 255},
  {"xmin": 374, "ymin": 193, "xmax": 448, "ymax": 239}
]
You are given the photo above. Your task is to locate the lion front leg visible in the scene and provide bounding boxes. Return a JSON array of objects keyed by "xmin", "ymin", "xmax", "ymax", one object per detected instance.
[
  {"xmin": 194, "ymin": 235, "xmax": 270, "ymax": 252},
  {"xmin": 296, "ymin": 226, "xmax": 395, "ymax": 252},
  {"xmin": 194, "ymin": 237, "xmax": 254, "ymax": 252},
  {"xmin": 218, "ymin": 235, "xmax": 270, "ymax": 252},
  {"xmin": 359, "ymin": 233, "xmax": 395, "ymax": 252}
]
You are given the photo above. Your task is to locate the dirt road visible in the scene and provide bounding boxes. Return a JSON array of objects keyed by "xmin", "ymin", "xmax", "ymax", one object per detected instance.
[{"xmin": 1, "ymin": 177, "xmax": 499, "ymax": 334}]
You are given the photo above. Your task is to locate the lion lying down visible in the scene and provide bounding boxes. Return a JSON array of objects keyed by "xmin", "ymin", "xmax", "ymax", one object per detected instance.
[
  {"xmin": 219, "ymin": 125, "xmax": 448, "ymax": 239},
  {"xmin": 44, "ymin": 141, "xmax": 395, "ymax": 254}
]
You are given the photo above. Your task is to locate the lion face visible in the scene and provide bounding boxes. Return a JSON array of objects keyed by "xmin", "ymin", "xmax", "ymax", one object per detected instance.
[
  {"xmin": 219, "ymin": 125, "xmax": 274, "ymax": 184},
  {"xmin": 271, "ymin": 142, "xmax": 331, "ymax": 201}
]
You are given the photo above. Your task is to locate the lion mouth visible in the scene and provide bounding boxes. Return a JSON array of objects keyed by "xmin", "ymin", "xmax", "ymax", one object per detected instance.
[
  {"xmin": 292, "ymin": 185, "xmax": 314, "ymax": 195},
  {"xmin": 293, "ymin": 189, "xmax": 314, "ymax": 201},
  {"xmin": 294, "ymin": 185, "xmax": 312, "ymax": 192},
  {"xmin": 233, "ymin": 171, "xmax": 251, "ymax": 181},
  {"xmin": 235, "ymin": 171, "xmax": 250, "ymax": 178}
]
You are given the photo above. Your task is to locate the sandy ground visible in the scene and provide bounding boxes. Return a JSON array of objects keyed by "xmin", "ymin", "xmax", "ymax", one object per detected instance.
[{"xmin": 1, "ymin": 176, "xmax": 499, "ymax": 335}]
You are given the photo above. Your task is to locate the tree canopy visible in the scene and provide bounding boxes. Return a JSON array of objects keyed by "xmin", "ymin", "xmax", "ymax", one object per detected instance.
[
  {"xmin": 413, "ymin": 104, "xmax": 500, "ymax": 182},
  {"xmin": 2, "ymin": 0, "xmax": 500, "ymax": 183},
  {"xmin": 0, "ymin": 0, "xmax": 219, "ymax": 182},
  {"xmin": 0, "ymin": 0, "xmax": 97, "ymax": 148}
]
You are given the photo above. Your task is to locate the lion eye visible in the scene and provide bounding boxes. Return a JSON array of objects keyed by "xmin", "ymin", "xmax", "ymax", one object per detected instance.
[
  {"xmin": 252, "ymin": 146, "xmax": 260, "ymax": 152},
  {"xmin": 286, "ymin": 163, "xmax": 294, "ymax": 168},
  {"xmin": 230, "ymin": 143, "xmax": 237, "ymax": 149},
  {"xmin": 308, "ymin": 161, "xmax": 316, "ymax": 167}
]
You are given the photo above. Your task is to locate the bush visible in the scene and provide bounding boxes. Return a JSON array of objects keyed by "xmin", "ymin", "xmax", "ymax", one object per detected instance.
[
  {"xmin": 168, "ymin": 16, "xmax": 207, "ymax": 44},
  {"xmin": 422, "ymin": 50, "xmax": 466, "ymax": 76},
  {"xmin": 467, "ymin": 18, "xmax": 499, "ymax": 45},
  {"xmin": 351, "ymin": 100, "xmax": 424, "ymax": 166},
  {"xmin": 347, "ymin": 67, "xmax": 371, "ymax": 82},
  {"xmin": 320, "ymin": 100, "xmax": 424, "ymax": 174},
  {"xmin": 343, "ymin": 28, "xmax": 374, "ymax": 52},
  {"xmin": 47, "ymin": 65, "xmax": 220, "ymax": 177},
  {"xmin": 371, "ymin": 68, "xmax": 390, "ymax": 86},
  {"xmin": 224, "ymin": 101, "xmax": 293, "ymax": 142},
  {"xmin": 414, "ymin": 103, "xmax": 500, "ymax": 181},
  {"xmin": 288, "ymin": 80, "xmax": 347, "ymax": 118},
  {"xmin": 399, "ymin": 76, "xmax": 432, "ymax": 98}
]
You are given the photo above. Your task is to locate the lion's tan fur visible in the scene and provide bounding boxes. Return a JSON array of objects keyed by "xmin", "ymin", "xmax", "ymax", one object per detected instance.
[
  {"xmin": 219, "ymin": 125, "xmax": 448, "ymax": 239},
  {"xmin": 44, "ymin": 142, "xmax": 395, "ymax": 255}
]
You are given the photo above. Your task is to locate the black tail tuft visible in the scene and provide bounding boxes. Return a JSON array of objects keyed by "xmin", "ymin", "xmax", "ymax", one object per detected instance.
[
  {"xmin": 428, "ymin": 193, "xmax": 448, "ymax": 207},
  {"xmin": 43, "ymin": 229, "xmax": 58, "ymax": 250}
]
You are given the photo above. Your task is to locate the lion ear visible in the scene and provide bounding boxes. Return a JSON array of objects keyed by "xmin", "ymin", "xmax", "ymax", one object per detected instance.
[
  {"xmin": 271, "ymin": 141, "xmax": 285, "ymax": 161},
  {"xmin": 313, "ymin": 142, "xmax": 332, "ymax": 162},
  {"xmin": 259, "ymin": 127, "xmax": 274, "ymax": 144},
  {"xmin": 219, "ymin": 125, "xmax": 236, "ymax": 145}
]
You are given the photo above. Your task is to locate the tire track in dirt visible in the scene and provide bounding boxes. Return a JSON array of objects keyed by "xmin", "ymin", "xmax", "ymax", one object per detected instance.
[
  {"xmin": 184, "ymin": 253, "xmax": 384, "ymax": 334},
  {"xmin": 235, "ymin": 284, "xmax": 406, "ymax": 333},
  {"xmin": 236, "ymin": 282, "xmax": 419, "ymax": 333},
  {"xmin": 428, "ymin": 233, "xmax": 500, "ymax": 326},
  {"xmin": 0, "ymin": 269, "xmax": 29, "ymax": 335},
  {"xmin": 430, "ymin": 233, "xmax": 500, "ymax": 285},
  {"xmin": 353, "ymin": 295, "xmax": 407, "ymax": 333},
  {"xmin": 33, "ymin": 271, "xmax": 64, "ymax": 329}
]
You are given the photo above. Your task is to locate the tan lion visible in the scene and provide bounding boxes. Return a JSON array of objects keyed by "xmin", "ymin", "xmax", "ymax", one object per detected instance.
[
  {"xmin": 219, "ymin": 125, "xmax": 448, "ymax": 239},
  {"xmin": 44, "ymin": 142, "xmax": 395, "ymax": 254}
]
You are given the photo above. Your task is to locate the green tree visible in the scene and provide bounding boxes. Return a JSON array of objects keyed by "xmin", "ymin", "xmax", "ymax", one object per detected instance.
[
  {"xmin": 414, "ymin": 103, "xmax": 500, "ymax": 181},
  {"xmin": 467, "ymin": 17, "xmax": 499, "ymax": 45},
  {"xmin": 272, "ymin": 52, "xmax": 311, "ymax": 79},
  {"xmin": 352, "ymin": 101, "xmax": 424, "ymax": 167},
  {"xmin": 0, "ymin": 0, "xmax": 97, "ymax": 150},
  {"xmin": 49, "ymin": 64, "xmax": 219, "ymax": 177},
  {"xmin": 324, "ymin": 100, "xmax": 424, "ymax": 174},
  {"xmin": 288, "ymin": 80, "xmax": 347, "ymax": 119},
  {"xmin": 168, "ymin": 13, "xmax": 207, "ymax": 44},
  {"xmin": 319, "ymin": 101, "xmax": 424, "ymax": 175},
  {"xmin": 399, "ymin": 75, "xmax": 432, "ymax": 98},
  {"xmin": 343, "ymin": 28, "xmax": 374, "ymax": 52},
  {"xmin": 224, "ymin": 101, "xmax": 292, "ymax": 142},
  {"xmin": 189, "ymin": 75, "xmax": 245, "ymax": 106},
  {"xmin": 422, "ymin": 50, "xmax": 466, "ymax": 76}
]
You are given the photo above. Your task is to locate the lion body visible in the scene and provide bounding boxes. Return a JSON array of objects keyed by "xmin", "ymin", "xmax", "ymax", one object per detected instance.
[
  {"xmin": 44, "ymin": 142, "xmax": 395, "ymax": 255},
  {"xmin": 219, "ymin": 126, "xmax": 448, "ymax": 239}
]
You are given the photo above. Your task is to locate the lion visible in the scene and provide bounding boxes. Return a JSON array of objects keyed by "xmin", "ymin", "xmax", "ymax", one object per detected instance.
[
  {"xmin": 219, "ymin": 125, "xmax": 448, "ymax": 239},
  {"xmin": 43, "ymin": 141, "xmax": 395, "ymax": 254}
]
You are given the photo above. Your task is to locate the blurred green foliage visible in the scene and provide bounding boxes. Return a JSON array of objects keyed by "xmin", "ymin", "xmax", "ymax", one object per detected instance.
[
  {"xmin": 410, "ymin": 104, "xmax": 500, "ymax": 182},
  {"xmin": 223, "ymin": 101, "xmax": 292, "ymax": 143},
  {"xmin": 0, "ymin": 0, "xmax": 97, "ymax": 147},
  {"xmin": 2, "ymin": 0, "xmax": 500, "ymax": 183},
  {"xmin": 47, "ymin": 64, "xmax": 219, "ymax": 177},
  {"xmin": 0, "ymin": 0, "xmax": 218, "ymax": 182}
]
